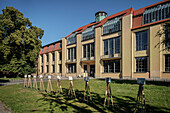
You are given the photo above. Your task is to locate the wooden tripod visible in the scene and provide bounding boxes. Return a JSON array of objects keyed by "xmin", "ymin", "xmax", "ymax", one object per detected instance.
[
  {"xmin": 47, "ymin": 79, "xmax": 53, "ymax": 93},
  {"xmin": 33, "ymin": 78, "xmax": 38, "ymax": 89},
  {"xmin": 84, "ymin": 81, "xmax": 92, "ymax": 102},
  {"xmin": 28, "ymin": 77, "xmax": 32, "ymax": 88},
  {"xmin": 68, "ymin": 80, "xmax": 76, "ymax": 98},
  {"xmin": 24, "ymin": 77, "xmax": 27, "ymax": 87},
  {"xmin": 134, "ymin": 84, "xmax": 146, "ymax": 113},
  {"xmin": 104, "ymin": 82, "xmax": 113, "ymax": 107},
  {"xmin": 39, "ymin": 78, "xmax": 45, "ymax": 91},
  {"xmin": 56, "ymin": 79, "xmax": 63, "ymax": 94}
]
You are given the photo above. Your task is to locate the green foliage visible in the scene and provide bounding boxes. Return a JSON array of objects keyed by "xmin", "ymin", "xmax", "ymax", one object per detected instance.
[{"xmin": 0, "ymin": 7, "xmax": 44, "ymax": 75}]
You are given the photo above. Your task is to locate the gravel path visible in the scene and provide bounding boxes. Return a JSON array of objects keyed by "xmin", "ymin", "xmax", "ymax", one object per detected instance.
[{"xmin": 0, "ymin": 101, "xmax": 12, "ymax": 113}]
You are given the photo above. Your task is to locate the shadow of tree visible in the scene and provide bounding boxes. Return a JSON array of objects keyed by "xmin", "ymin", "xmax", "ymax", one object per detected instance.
[{"xmin": 33, "ymin": 88, "xmax": 170, "ymax": 113}]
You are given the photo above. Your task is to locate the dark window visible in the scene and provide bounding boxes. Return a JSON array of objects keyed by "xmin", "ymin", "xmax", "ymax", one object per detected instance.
[
  {"xmin": 103, "ymin": 59, "xmax": 120, "ymax": 73},
  {"xmin": 136, "ymin": 30, "xmax": 148, "ymax": 51},
  {"xmin": 74, "ymin": 47, "xmax": 76, "ymax": 59},
  {"xmin": 41, "ymin": 48, "xmax": 44, "ymax": 53},
  {"xmin": 59, "ymin": 64, "xmax": 62, "ymax": 73},
  {"xmin": 52, "ymin": 44, "xmax": 55, "ymax": 50},
  {"xmin": 104, "ymin": 40, "xmax": 108, "ymax": 55},
  {"xmin": 59, "ymin": 51, "xmax": 62, "ymax": 60},
  {"xmin": 68, "ymin": 47, "xmax": 76, "ymax": 60},
  {"xmin": 83, "ymin": 43, "xmax": 95, "ymax": 59},
  {"xmin": 68, "ymin": 49, "xmax": 70, "ymax": 60},
  {"xmin": 165, "ymin": 55, "xmax": 170, "ymax": 72},
  {"xmin": 46, "ymin": 46, "xmax": 49, "ymax": 52},
  {"xmin": 46, "ymin": 54, "xmax": 49, "ymax": 62},
  {"xmin": 136, "ymin": 57, "xmax": 147, "ymax": 72},
  {"xmin": 165, "ymin": 25, "xmax": 170, "ymax": 47},
  {"xmin": 52, "ymin": 65, "xmax": 55, "ymax": 73},
  {"xmin": 104, "ymin": 37, "xmax": 120, "ymax": 55},
  {"xmin": 46, "ymin": 65, "xmax": 49, "ymax": 73},
  {"xmin": 41, "ymin": 55, "xmax": 43, "ymax": 63},
  {"xmin": 41, "ymin": 66, "xmax": 43, "ymax": 73},
  {"xmin": 68, "ymin": 64, "xmax": 76, "ymax": 73},
  {"xmin": 59, "ymin": 43, "xmax": 62, "ymax": 48},
  {"xmin": 84, "ymin": 65, "xmax": 87, "ymax": 72},
  {"xmin": 83, "ymin": 45, "xmax": 86, "ymax": 58},
  {"xmin": 52, "ymin": 53, "xmax": 55, "ymax": 61}
]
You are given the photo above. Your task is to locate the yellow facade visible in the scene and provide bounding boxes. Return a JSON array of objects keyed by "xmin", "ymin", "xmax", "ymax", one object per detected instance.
[{"xmin": 38, "ymin": 1, "xmax": 170, "ymax": 79}]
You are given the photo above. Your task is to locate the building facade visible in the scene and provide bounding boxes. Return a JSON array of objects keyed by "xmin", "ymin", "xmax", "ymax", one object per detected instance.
[{"xmin": 38, "ymin": 0, "xmax": 170, "ymax": 79}]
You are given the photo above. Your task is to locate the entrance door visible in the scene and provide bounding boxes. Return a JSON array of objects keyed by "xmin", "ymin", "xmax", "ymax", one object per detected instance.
[
  {"xmin": 90, "ymin": 65, "xmax": 95, "ymax": 77},
  {"xmin": 84, "ymin": 65, "xmax": 87, "ymax": 73}
]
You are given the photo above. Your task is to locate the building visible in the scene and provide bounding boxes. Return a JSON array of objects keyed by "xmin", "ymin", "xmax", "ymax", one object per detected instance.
[{"xmin": 38, "ymin": 0, "xmax": 170, "ymax": 79}]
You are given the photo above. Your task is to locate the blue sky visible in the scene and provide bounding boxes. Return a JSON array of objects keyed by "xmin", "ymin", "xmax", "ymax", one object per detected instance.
[{"xmin": 0, "ymin": 0, "xmax": 163, "ymax": 46}]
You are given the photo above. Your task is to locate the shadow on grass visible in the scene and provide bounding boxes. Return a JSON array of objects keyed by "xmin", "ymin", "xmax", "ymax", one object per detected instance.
[
  {"xmin": 31, "ymin": 88, "xmax": 170, "ymax": 113},
  {"xmin": 98, "ymin": 79, "xmax": 170, "ymax": 87}
]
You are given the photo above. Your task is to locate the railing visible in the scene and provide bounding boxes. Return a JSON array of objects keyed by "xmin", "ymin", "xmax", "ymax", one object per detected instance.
[{"xmin": 81, "ymin": 57, "xmax": 95, "ymax": 61}]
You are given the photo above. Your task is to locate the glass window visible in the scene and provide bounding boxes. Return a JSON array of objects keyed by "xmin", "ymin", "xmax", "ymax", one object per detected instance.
[
  {"xmin": 52, "ymin": 53, "xmax": 55, "ymax": 61},
  {"xmin": 83, "ymin": 45, "xmax": 86, "ymax": 58},
  {"xmin": 41, "ymin": 66, "xmax": 43, "ymax": 73},
  {"xmin": 46, "ymin": 54, "xmax": 49, "ymax": 62},
  {"xmin": 103, "ymin": 17, "xmax": 121, "ymax": 35},
  {"xmin": 46, "ymin": 46, "xmax": 49, "ymax": 52},
  {"xmin": 87, "ymin": 44, "xmax": 90, "ymax": 58},
  {"xmin": 41, "ymin": 55, "xmax": 43, "ymax": 63},
  {"xmin": 109, "ymin": 38, "xmax": 114, "ymax": 55},
  {"xmin": 59, "ymin": 43, "xmax": 62, "ymax": 48},
  {"xmin": 143, "ymin": 2, "xmax": 170, "ymax": 24},
  {"xmin": 59, "ymin": 51, "xmax": 62, "ymax": 60},
  {"xmin": 82, "ymin": 25, "xmax": 95, "ymax": 40},
  {"xmin": 68, "ymin": 47, "xmax": 76, "ymax": 60},
  {"xmin": 67, "ymin": 32, "xmax": 77, "ymax": 45},
  {"xmin": 91, "ymin": 43, "xmax": 94, "ymax": 57},
  {"xmin": 165, "ymin": 25, "xmax": 170, "ymax": 47},
  {"xmin": 46, "ymin": 65, "xmax": 49, "ymax": 73},
  {"xmin": 74, "ymin": 47, "xmax": 76, "ymax": 59},
  {"xmin": 103, "ymin": 60, "xmax": 120, "ymax": 73},
  {"xmin": 165, "ymin": 54, "xmax": 170, "ymax": 72},
  {"xmin": 52, "ymin": 44, "xmax": 55, "ymax": 50},
  {"xmin": 68, "ymin": 64, "xmax": 76, "ymax": 73},
  {"xmin": 136, "ymin": 57, "xmax": 147, "ymax": 72},
  {"xmin": 52, "ymin": 65, "xmax": 55, "ymax": 73},
  {"xmin": 41, "ymin": 48, "xmax": 44, "ymax": 53},
  {"xmin": 104, "ymin": 40, "xmax": 108, "ymax": 55},
  {"xmin": 59, "ymin": 64, "xmax": 62, "ymax": 73},
  {"xmin": 115, "ymin": 37, "xmax": 120, "ymax": 53},
  {"xmin": 136, "ymin": 30, "xmax": 148, "ymax": 51}
]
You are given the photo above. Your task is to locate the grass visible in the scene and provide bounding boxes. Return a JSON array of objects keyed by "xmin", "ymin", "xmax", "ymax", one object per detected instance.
[
  {"xmin": 0, "ymin": 77, "xmax": 23, "ymax": 81},
  {"xmin": 0, "ymin": 79, "xmax": 170, "ymax": 113}
]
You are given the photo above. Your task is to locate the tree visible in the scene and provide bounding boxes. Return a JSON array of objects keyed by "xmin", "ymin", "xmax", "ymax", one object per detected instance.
[
  {"xmin": 156, "ymin": 23, "xmax": 170, "ymax": 50},
  {"xmin": 0, "ymin": 7, "xmax": 44, "ymax": 76}
]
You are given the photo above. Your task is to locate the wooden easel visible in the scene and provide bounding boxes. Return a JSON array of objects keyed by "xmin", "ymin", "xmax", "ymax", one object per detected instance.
[
  {"xmin": 47, "ymin": 76, "xmax": 53, "ymax": 93},
  {"xmin": 56, "ymin": 79, "xmax": 63, "ymax": 94},
  {"xmin": 33, "ymin": 76, "xmax": 38, "ymax": 89},
  {"xmin": 134, "ymin": 84, "xmax": 146, "ymax": 113},
  {"xmin": 27, "ymin": 75, "xmax": 32, "ymax": 88},
  {"xmin": 68, "ymin": 80, "xmax": 76, "ymax": 98},
  {"xmin": 24, "ymin": 75, "xmax": 27, "ymax": 87},
  {"xmin": 104, "ymin": 82, "xmax": 113, "ymax": 107},
  {"xmin": 39, "ymin": 77, "xmax": 45, "ymax": 91},
  {"xmin": 84, "ymin": 81, "xmax": 92, "ymax": 102}
]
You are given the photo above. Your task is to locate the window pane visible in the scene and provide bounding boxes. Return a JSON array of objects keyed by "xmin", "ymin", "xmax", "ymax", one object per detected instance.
[
  {"xmin": 104, "ymin": 40, "xmax": 108, "ymax": 55},
  {"xmin": 136, "ymin": 30, "xmax": 148, "ymax": 51},
  {"xmin": 83, "ymin": 45, "xmax": 86, "ymax": 58},
  {"xmin": 136, "ymin": 57, "xmax": 147, "ymax": 72},
  {"xmin": 115, "ymin": 37, "xmax": 120, "ymax": 53}
]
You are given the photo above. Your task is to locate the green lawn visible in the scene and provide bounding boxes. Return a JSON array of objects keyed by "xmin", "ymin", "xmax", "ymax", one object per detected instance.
[{"xmin": 0, "ymin": 79, "xmax": 170, "ymax": 113}]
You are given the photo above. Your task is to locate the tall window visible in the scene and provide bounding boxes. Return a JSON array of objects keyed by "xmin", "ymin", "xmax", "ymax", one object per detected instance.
[
  {"xmin": 136, "ymin": 57, "xmax": 147, "ymax": 72},
  {"xmin": 165, "ymin": 54, "xmax": 170, "ymax": 72},
  {"xmin": 103, "ymin": 60, "xmax": 120, "ymax": 73},
  {"xmin": 104, "ymin": 37, "xmax": 120, "ymax": 55},
  {"xmin": 46, "ymin": 65, "xmax": 49, "ymax": 73},
  {"xmin": 59, "ymin": 51, "xmax": 62, "ymax": 60},
  {"xmin": 59, "ymin": 43, "xmax": 62, "ymax": 48},
  {"xmin": 52, "ymin": 65, "xmax": 55, "ymax": 73},
  {"xmin": 41, "ymin": 55, "xmax": 43, "ymax": 63},
  {"xmin": 52, "ymin": 44, "xmax": 55, "ymax": 50},
  {"xmin": 83, "ymin": 43, "xmax": 95, "ymax": 58},
  {"xmin": 52, "ymin": 53, "xmax": 55, "ymax": 61},
  {"xmin": 67, "ymin": 32, "xmax": 77, "ymax": 45},
  {"xmin": 165, "ymin": 25, "xmax": 170, "ymax": 47},
  {"xmin": 41, "ymin": 66, "xmax": 43, "ymax": 73},
  {"xmin": 82, "ymin": 25, "xmax": 95, "ymax": 40},
  {"xmin": 136, "ymin": 30, "xmax": 148, "ymax": 51},
  {"xmin": 41, "ymin": 48, "xmax": 44, "ymax": 53},
  {"xmin": 46, "ymin": 54, "xmax": 49, "ymax": 62},
  {"xmin": 68, "ymin": 64, "xmax": 76, "ymax": 73},
  {"xmin": 59, "ymin": 64, "xmax": 62, "ymax": 73},
  {"xmin": 143, "ymin": 2, "xmax": 170, "ymax": 24},
  {"xmin": 103, "ymin": 17, "xmax": 121, "ymax": 35},
  {"xmin": 68, "ymin": 47, "xmax": 76, "ymax": 60},
  {"xmin": 46, "ymin": 46, "xmax": 49, "ymax": 52}
]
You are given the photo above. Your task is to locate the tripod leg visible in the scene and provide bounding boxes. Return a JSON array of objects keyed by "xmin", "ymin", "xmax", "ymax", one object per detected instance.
[
  {"xmin": 84, "ymin": 84, "xmax": 87, "ymax": 101},
  {"xmin": 134, "ymin": 86, "xmax": 140, "ymax": 113},
  {"xmin": 104, "ymin": 84, "xmax": 108, "ymax": 107},
  {"xmin": 109, "ymin": 84, "xmax": 114, "ymax": 106},
  {"xmin": 88, "ymin": 85, "xmax": 92, "ymax": 101}
]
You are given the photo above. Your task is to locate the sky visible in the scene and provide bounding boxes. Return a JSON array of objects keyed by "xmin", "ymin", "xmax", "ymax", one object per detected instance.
[{"xmin": 0, "ymin": 0, "xmax": 163, "ymax": 46}]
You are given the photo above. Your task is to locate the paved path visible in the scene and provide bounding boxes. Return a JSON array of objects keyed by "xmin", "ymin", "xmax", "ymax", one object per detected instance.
[{"xmin": 0, "ymin": 101, "xmax": 12, "ymax": 113}]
